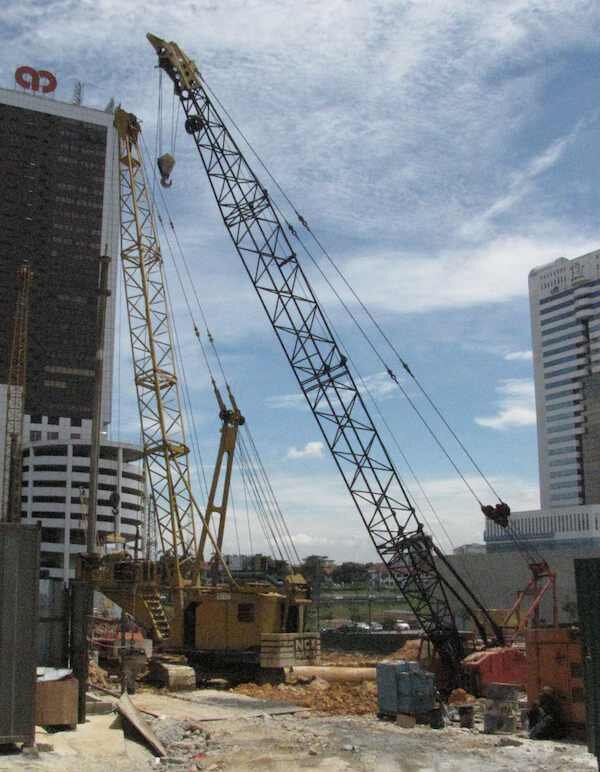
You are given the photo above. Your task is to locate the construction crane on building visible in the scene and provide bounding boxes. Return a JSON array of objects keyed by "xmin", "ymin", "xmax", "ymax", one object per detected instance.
[
  {"xmin": 80, "ymin": 107, "xmax": 318, "ymax": 674},
  {"xmin": 1, "ymin": 262, "xmax": 32, "ymax": 523},
  {"xmin": 148, "ymin": 32, "xmax": 562, "ymax": 691}
]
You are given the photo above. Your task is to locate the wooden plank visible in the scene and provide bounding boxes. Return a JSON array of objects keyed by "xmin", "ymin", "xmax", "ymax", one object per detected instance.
[{"xmin": 117, "ymin": 692, "xmax": 166, "ymax": 757}]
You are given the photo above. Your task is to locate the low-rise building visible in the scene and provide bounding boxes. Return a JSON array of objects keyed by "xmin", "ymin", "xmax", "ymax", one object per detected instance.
[{"xmin": 485, "ymin": 505, "xmax": 600, "ymax": 552}]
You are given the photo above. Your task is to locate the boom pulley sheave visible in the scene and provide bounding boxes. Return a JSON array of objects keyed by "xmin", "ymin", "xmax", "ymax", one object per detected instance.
[{"xmin": 147, "ymin": 34, "xmax": 505, "ymax": 687}]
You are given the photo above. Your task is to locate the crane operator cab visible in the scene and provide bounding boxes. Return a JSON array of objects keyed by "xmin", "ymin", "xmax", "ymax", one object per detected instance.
[{"xmin": 183, "ymin": 573, "xmax": 320, "ymax": 669}]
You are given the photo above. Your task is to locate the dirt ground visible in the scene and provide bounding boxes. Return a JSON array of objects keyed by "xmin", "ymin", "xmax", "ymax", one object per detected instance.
[{"xmin": 0, "ymin": 709, "xmax": 596, "ymax": 772}]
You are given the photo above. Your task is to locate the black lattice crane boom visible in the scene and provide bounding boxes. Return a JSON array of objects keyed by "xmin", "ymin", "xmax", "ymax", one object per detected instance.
[
  {"xmin": 1, "ymin": 262, "xmax": 32, "ymax": 523},
  {"xmin": 147, "ymin": 33, "xmax": 504, "ymax": 687}
]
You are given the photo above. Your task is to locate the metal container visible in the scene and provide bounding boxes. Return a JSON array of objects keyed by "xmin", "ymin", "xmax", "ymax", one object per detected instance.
[
  {"xmin": 0, "ymin": 523, "xmax": 40, "ymax": 746},
  {"xmin": 376, "ymin": 660, "xmax": 436, "ymax": 717}
]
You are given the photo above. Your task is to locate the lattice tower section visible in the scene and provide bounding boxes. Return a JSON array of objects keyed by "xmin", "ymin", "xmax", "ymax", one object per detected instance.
[{"xmin": 115, "ymin": 109, "xmax": 197, "ymax": 570}]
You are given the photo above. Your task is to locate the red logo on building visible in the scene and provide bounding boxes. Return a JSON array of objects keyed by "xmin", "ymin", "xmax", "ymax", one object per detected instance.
[{"xmin": 15, "ymin": 66, "xmax": 57, "ymax": 94}]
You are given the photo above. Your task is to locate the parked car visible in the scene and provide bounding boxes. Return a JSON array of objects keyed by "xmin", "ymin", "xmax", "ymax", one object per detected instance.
[
  {"xmin": 369, "ymin": 621, "xmax": 383, "ymax": 632},
  {"xmin": 337, "ymin": 622, "xmax": 370, "ymax": 633},
  {"xmin": 394, "ymin": 620, "xmax": 411, "ymax": 631}
]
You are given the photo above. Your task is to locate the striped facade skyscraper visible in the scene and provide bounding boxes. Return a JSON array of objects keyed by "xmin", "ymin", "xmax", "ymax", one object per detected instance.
[{"xmin": 529, "ymin": 249, "xmax": 600, "ymax": 509}]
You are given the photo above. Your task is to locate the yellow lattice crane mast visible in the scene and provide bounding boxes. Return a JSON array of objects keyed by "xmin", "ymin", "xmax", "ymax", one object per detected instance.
[
  {"xmin": 80, "ymin": 108, "xmax": 317, "ymax": 672},
  {"xmin": 1, "ymin": 262, "xmax": 32, "ymax": 523},
  {"xmin": 115, "ymin": 108, "xmax": 198, "ymax": 590}
]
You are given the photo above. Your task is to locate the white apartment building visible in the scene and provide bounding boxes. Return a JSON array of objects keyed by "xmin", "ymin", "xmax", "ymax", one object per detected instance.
[
  {"xmin": 22, "ymin": 438, "xmax": 145, "ymax": 582},
  {"xmin": 529, "ymin": 250, "xmax": 600, "ymax": 509}
]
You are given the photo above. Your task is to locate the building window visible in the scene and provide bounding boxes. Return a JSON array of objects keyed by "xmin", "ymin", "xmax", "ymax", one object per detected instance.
[
  {"xmin": 237, "ymin": 603, "xmax": 255, "ymax": 623},
  {"xmin": 30, "ymin": 430, "xmax": 42, "ymax": 441},
  {"xmin": 71, "ymin": 433, "xmax": 81, "ymax": 440},
  {"xmin": 47, "ymin": 432, "xmax": 59, "ymax": 440},
  {"xmin": 48, "ymin": 416, "xmax": 60, "ymax": 425}
]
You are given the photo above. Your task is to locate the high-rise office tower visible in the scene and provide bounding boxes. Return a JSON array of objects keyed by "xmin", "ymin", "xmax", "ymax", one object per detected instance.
[
  {"xmin": 529, "ymin": 249, "xmax": 600, "ymax": 509},
  {"xmin": 0, "ymin": 85, "xmax": 119, "ymax": 428},
  {"xmin": 0, "ymin": 82, "xmax": 144, "ymax": 581}
]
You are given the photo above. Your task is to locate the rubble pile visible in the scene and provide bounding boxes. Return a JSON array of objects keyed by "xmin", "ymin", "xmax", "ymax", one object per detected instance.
[
  {"xmin": 234, "ymin": 677, "xmax": 378, "ymax": 715},
  {"xmin": 147, "ymin": 716, "xmax": 210, "ymax": 765}
]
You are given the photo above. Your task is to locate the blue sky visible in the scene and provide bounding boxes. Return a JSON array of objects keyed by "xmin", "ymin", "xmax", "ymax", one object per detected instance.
[{"xmin": 5, "ymin": 1, "xmax": 600, "ymax": 562}]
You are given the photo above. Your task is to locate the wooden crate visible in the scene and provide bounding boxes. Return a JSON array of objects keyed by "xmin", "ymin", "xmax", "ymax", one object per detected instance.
[{"xmin": 36, "ymin": 677, "xmax": 78, "ymax": 729}]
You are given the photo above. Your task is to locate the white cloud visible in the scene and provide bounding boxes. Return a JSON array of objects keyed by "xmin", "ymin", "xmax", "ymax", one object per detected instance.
[
  {"xmin": 504, "ymin": 350, "xmax": 533, "ymax": 361},
  {"xmin": 266, "ymin": 370, "xmax": 398, "ymax": 411},
  {"xmin": 230, "ymin": 468, "xmax": 540, "ymax": 563},
  {"xmin": 460, "ymin": 127, "xmax": 583, "ymax": 240},
  {"xmin": 286, "ymin": 441, "xmax": 324, "ymax": 460},
  {"xmin": 265, "ymin": 393, "xmax": 306, "ymax": 410},
  {"xmin": 476, "ymin": 379, "xmax": 536, "ymax": 431},
  {"xmin": 331, "ymin": 226, "xmax": 600, "ymax": 315}
]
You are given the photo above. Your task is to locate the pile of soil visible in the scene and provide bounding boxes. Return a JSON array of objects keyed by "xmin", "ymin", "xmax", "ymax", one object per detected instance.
[{"xmin": 233, "ymin": 677, "xmax": 378, "ymax": 715}]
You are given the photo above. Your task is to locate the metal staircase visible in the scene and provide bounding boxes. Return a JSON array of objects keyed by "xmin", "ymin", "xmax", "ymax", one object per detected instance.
[{"xmin": 141, "ymin": 587, "xmax": 171, "ymax": 641}]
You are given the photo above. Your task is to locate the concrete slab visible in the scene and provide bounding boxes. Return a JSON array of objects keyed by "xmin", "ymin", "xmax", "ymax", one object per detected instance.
[
  {"xmin": 40, "ymin": 714, "xmax": 125, "ymax": 758},
  {"xmin": 131, "ymin": 689, "xmax": 306, "ymax": 722}
]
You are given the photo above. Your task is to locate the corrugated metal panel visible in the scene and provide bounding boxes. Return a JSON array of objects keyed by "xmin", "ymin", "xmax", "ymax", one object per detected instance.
[
  {"xmin": 38, "ymin": 578, "xmax": 67, "ymax": 667},
  {"xmin": 575, "ymin": 558, "xmax": 600, "ymax": 757},
  {"xmin": 0, "ymin": 523, "xmax": 40, "ymax": 745}
]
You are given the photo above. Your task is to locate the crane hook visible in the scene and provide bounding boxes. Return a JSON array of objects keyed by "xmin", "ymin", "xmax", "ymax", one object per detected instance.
[{"xmin": 157, "ymin": 153, "xmax": 175, "ymax": 188}]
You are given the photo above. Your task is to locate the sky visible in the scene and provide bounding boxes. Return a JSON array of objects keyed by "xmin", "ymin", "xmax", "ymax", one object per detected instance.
[{"xmin": 4, "ymin": 1, "xmax": 600, "ymax": 563}]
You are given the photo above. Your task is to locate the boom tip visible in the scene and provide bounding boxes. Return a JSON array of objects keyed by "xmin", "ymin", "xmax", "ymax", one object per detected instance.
[{"xmin": 146, "ymin": 32, "xmax": 166, "ymax": 51}]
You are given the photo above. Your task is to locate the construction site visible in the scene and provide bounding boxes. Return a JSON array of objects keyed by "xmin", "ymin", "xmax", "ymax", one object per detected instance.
[{"xmin": 1, "ymin": 9, "xmax": 600, "ymax": 772}]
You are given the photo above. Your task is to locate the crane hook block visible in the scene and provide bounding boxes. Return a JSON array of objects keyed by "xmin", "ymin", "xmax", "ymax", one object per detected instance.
[
  {"xmin": 157, "ymin": 153, "xmax": 175, "ymax": 188},
  {"xmin": 185, "ymin": 115, "xmax": 204, "ymax": 134},
  {"xmin": 481, "ymin": 501, "xmax": 511, "ymax": 529}
]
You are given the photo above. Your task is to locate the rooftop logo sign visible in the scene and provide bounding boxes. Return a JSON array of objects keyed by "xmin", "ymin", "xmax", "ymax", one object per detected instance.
[{"xmin": 15, "ymin": 66, "xmax": 57, "ymax": 94}]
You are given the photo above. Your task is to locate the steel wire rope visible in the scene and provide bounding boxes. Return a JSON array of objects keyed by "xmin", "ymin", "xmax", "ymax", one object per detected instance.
[
  {"xmin": 162, "ymin": 276, "xmax": 212, "ymax": 508},
  {"xmin": 237, "ymin": 442, "xmax": 278, "ymax": 559},
  {"xmin": 312, "ymin": 272, "xmax": 538, "ymax": 575},
  {"xmin": 241, "ymin": 457, "xmax": 254, "ymax": 554},
  {"xmin": 229, "ymin": 486, "xmax": 242, "ymax": 556},
  {"xmin": 148, "ymin": 175, "xmax": 289, "ymax": 564},
  {"xmin": 311, "ymin": 284, "xmax": 453, "ymax": 552},
  {"xmin": 270, "ymin": 194, "xmax": 487, "ymax": 509},
  {"xmin": 157, "ymin": 224, "xmax": 212, "ymax": 505},
  {"xmin": 242, "ymin": 425, "xmax": 301, "ymax": 567},
  {"xmin": 150, "ymin": 179, "xmax": 273, "ymax": 560},
  {"xmin": 238, "ymin": 433, "xmax": 294, "ymax": 566},
  {"xmin": 139, "ymin": 135, "xmax": 219, "ymax": 506},
  {"xmin": 239, "ymin": 435, "xmax": 294, "ymax": 566},
  {"xmin": 202, "ymin": 78, "xmax": 505, "ymax": 509},
  {"xmin": 152, "ymin": 87, "xmax": 474, "ymax": 567},
  {"xmin": 141, "ymin": 133, "xmax": 302, "ymax": 567}
]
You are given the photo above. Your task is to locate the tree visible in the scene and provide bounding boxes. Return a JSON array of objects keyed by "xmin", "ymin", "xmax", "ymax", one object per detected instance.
[
  {"xmin": 332, "ymin": 561, "xmax": 369, "ymax": 586},
  {"xmin": 300, "ymin": 555, "xmax": 329, "ymax": 583}
]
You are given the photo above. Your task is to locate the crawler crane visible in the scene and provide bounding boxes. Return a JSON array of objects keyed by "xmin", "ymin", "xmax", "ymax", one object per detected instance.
[
  {"xmin": 80, "ymin": 108, "xmax": 318, "ymax": 673},
  {"xmin": 147, "ymin": 33, "xmax": 562, "ymax": 691}
]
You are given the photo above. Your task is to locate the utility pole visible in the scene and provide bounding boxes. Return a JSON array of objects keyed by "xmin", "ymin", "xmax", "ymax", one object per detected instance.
[
  {"xmin": 87, "ymin": 253, "xmax": 111, "ymax": 554},
  {"xmin": 74, "ymin": 252, "xmax": 111, "ymax": 725}
]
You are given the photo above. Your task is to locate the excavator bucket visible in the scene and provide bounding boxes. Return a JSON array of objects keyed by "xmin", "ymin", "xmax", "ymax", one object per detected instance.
[{"xmin": 157, "ymin": 153, "xmax": 175, "ymax": 188}]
